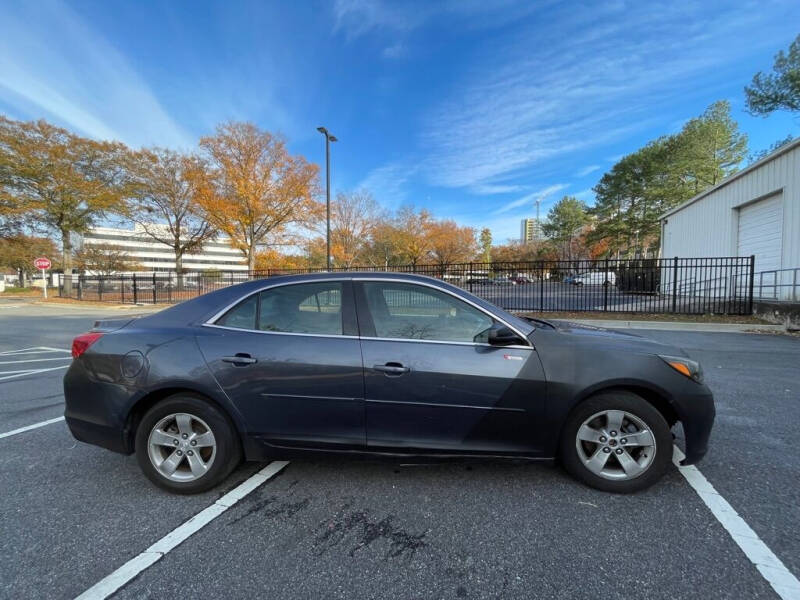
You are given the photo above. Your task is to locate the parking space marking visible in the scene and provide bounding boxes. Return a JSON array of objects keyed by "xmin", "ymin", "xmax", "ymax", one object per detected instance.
[
  {"xmin": 0, "ymin": 347, "xmax": 72, "ymax": 382},
  {"xmin": 74, "ymin": 460, "xmax": 290, "ymax": 600},
  {"xmin": 0, "ymin": 364, "xmax": 70, "ymax": 382},
  {"xmin": 0, "ymin": 346, "xmax": 71, "ymax": 356},
  {"xmin": 674, "ymin": 447, "xmax": 800, "ymax": 600},
  {"xmin": 0, "ymin": 356, "xmax": 72, "ymax": 365},
  {"xmin": 0, "ymin": 416, "xmax": 65, "ymax": 439}
]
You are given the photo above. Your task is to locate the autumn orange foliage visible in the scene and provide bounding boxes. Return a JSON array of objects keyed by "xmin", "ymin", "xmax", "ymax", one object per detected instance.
[{"xmin": 191, "ymin": 122, "xmax": 321, "ymax": 271}]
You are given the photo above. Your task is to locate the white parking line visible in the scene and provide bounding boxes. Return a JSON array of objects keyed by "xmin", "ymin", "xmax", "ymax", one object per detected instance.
[
  {"xmin": 0, "ymin": 349, "xmax": 65, "ymax": 356},
  {"xmin": 0, "ymin": 364, "xmax": 70, "ymax": 382},
  {"xmin": 0, "ymin": 356, "xmax": 72, "ymax": 365},
  {"xmin": 673, "ymin": 447, "xmax": 800, "ymax": 599},
  {"xmin": 0, "ymin": 346, "xmax": 71, "ymax": 355},
  {"xmin": 0, "ymin": 416, "xmax": 65, "ymax": 439},
  {"xmin": 74, "ymin": 461, "xmax": 290, "ymax": 600},
  {"xmin": 0, "ymin": 347, "xmax": 72, "ymax": 382}
]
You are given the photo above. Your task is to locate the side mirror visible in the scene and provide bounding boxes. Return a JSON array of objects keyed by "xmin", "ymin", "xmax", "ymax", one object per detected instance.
[{"xmin": 487, "ymin": 323, "xmax": 523, "ymax": 346}]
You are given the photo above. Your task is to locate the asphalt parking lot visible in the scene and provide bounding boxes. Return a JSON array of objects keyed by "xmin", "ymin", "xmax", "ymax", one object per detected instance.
[{"xmin": 1, "ymin": 299, "xmax": 798, "ymax": 599}]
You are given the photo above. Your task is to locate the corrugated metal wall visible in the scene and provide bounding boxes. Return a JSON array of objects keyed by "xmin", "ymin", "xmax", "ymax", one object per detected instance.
[{"xmin": 661, "ymin": 143, "xmax": 799, "ymax": 300}]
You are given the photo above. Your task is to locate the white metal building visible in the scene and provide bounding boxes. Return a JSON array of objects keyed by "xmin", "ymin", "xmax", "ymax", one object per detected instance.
[
  {"xmin": 79, "ymin": 224, "xmax": 247, "ymax": 273},
  {"xmin": 660, "ymin": 138, "xmax": 800, "ymax": 300}
]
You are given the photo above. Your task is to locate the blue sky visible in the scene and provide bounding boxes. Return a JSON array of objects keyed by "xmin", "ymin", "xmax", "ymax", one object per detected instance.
[{"xmin": 1, "ymin": 0, "xmax": 798, "ymax": 243}]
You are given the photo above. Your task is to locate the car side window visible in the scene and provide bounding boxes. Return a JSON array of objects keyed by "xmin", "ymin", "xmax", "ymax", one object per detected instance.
[
  {"xmin": 362, "ymin": 281, "xmax": 493, "ymax": 343},
  {"xmin": 216, "ymin": 294, "xmax": 258, "ymax": 330},
  {"xmin": 258, "ymin": 282, "xmax": 343, "ymax": 335}
]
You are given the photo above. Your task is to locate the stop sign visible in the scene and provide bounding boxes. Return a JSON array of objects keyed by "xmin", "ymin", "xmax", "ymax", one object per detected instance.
[{"xmin": 33, "ymin": 257, "xmax": 51, "ymax": 270}]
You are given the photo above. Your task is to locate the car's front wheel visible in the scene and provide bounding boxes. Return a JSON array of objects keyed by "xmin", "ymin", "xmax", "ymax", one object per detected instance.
[
  {"xmin": 135, "ymin": 394, "xmax": 242, "ymax": 494},
  {"xmin": 559, "ymin": 391, "xmax": 672, "ymax": 493}
]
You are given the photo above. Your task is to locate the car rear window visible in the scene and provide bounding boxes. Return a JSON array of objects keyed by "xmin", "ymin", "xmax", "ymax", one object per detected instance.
[{"xmin": 216, "ymin": 294, "xmax": 257, "ymax": 329}]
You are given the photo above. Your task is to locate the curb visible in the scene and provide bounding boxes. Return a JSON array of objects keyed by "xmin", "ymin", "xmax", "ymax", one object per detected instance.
[{"xmin": 558, "ymin": 319, "xmax": 786, "ymax": 333}]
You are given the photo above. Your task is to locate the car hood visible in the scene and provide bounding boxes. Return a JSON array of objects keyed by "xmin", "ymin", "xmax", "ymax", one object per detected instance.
[{"xmin": 540, "ymin": 320, "xmax": 687, "ymax": 357}]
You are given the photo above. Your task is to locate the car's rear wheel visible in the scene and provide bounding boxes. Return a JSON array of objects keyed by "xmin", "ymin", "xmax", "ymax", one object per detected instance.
[
  {"xmin": 559, "ymin": 391, "xmax": 672, "ymax": 493},
  {"xmin": 135, "ymin": 394, "xmax": 242, "ymax": 494}
]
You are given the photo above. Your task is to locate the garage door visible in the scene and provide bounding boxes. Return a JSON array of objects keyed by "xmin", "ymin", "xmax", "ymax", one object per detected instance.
[{"xmin": 737, "ymin": 194, "xmax": 783, "ymax": 273}]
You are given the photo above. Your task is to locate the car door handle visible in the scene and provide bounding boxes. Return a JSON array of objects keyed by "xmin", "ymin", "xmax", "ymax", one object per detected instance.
[
  {"xmin": 222, "ymin": 354, "xmax": 257, "ymax": 366},
  {"xmin": 373, "ymin": 363, "xmax": 410, "ymax": 375}
]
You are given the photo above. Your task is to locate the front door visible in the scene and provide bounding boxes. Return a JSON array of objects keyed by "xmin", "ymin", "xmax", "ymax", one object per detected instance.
[
  {"xmin": 355, "ymin": 280, "xmax": 547, "ymax": 454},
  {"xmin": 197, "ymin": 280, "xmax": 365, "ymax": 449}
]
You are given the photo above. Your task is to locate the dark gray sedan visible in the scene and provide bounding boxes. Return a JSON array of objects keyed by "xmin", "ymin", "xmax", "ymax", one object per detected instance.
[{"xmin": 63, "ymin": 273, "xmax": 714, "ymax": 494}]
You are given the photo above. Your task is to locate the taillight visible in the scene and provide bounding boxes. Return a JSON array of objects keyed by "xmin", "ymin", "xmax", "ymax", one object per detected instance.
[{"xmin": 72, "ymin": 332, "xmax": 104, "ymax": 358}]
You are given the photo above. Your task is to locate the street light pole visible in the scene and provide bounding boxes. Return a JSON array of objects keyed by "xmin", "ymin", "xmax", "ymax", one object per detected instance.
[{"xmin": 317, "ymin": 126, "xmax": 337, "ymax": 271}]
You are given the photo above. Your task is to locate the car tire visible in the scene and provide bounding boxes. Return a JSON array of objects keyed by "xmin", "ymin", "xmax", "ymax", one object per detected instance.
[
  {"xmin": 135, "ymin": 393, "xmax": 242, "ymax": 494},
  {"xmin": 559, "ymin": 391, "xmax": 672, "ymax": 493}
]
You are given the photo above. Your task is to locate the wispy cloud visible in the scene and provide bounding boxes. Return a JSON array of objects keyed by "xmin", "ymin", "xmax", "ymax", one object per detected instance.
[
  {"xmin": 332, "ymin": 0, "xmax": 541, "ymax": 39},
  {"xmin": 419, "ymin": 1, "xmax": 788, "ymax": 191},
  {"xmin": 576, "ymin": 165, "xmax": 601, "ymax": 177},
  {"xmin": 493, "ymin": 184, "xmax": 568, "ymax": 215},
  {"xmin": 471, "ymin": 183, "xmax": 531, "ymax": 195},
  {"xmin": 382, "ymin": 43, "xmax": 406, "ymax": 59},
  {"xmin": 357, "ymin": 162, "xmax": 416, "ymax": 208},
  {"xmin": 0, "ymin": 0, "xmax": 191, "ymax": 148}
]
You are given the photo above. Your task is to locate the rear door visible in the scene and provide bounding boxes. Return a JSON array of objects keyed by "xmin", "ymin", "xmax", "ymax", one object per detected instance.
[
  {"xmin": 354, "ymin": 279, "xmax": 547, "ymax": 454},
  {"xmin": 197, "ymin": 280, "xmax": 365, "ymax": 449}
]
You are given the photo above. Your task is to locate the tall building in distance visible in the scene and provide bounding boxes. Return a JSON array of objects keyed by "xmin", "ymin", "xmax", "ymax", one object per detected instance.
[{"xmin": 520, "ymin": 218, "xmax": 544, "ymax": 243}]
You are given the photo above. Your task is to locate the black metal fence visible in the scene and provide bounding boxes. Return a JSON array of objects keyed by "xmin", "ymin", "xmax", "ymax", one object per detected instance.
[{"xmin": 58, "ymin": 256, "xmax": 756, "ymax": 315}]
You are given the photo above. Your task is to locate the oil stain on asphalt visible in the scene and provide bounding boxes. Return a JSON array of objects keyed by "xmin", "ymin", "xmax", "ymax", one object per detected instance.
[{"xmin": 315, "ymin": 504, "xmax": 428, "ymax": 559}]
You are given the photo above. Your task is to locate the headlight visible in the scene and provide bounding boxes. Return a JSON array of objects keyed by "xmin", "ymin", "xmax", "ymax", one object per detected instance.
[{"xmin": 658, "ymin": 355, "xmax": 704, "ymax": 384}]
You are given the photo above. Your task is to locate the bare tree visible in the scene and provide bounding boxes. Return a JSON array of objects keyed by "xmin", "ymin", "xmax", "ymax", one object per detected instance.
[
  {"xmin": 323, "ymin": 190, "xmax": 382, "ymax": 268},
  {"xmin": 127, "ymin": 148, "xmax": 217, "ymax": 286}
]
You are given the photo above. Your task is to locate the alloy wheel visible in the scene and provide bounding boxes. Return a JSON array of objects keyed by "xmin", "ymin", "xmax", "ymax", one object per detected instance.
[
  {"xmin": 147, "ymin": 412, "xmax": 217, "ymax": 482},
  {"xmin": 575, "ymin": 409, "xmax": 656, "ymax": 480}
]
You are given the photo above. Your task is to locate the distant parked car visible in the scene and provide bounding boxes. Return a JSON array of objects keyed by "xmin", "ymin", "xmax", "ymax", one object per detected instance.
[
  {"xmin": 490, "ymin": 277, "xmax": 515, "ymax": 286},
  {"xmin": 572, "ymin": 272, "xmax": 616, "ymax": 286},
  {"xmin": 563, "ymin": 275, "xmax": 577, "ymax": 284},
  {"xmin": 510, "ymin": 275, "xmax": 533, "ymax": 284}
]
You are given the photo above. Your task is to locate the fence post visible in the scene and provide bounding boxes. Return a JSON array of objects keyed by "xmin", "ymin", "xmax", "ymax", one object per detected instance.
[
  {"xmin": 77, "ymin": 275, "xmax": 82, "ymax": 301},
  {"xmin": 98, "ymin": 276, "xmax": 103, "ymax": 302},
  {"xmin": 748, "ymin": 255, "xmax": 755, "ymax": 315},
  {"xmin": 168, "ymin": 275, "xmax": 172, "ymax": 303},
  {"xmin": 603, "ymin": 258, "xmax": 609, "ymax": 312},
  {"xmin": 121, "ymin": 274, "xmax": 125, "ymax": 304},
  {"xmin": 539, "ymin": 262, "xmax": 544, "ymax": 312},
  {"xmin": 468, "ymin": 263, "xmax": 474, "ymax": 293},
  {"xmin": 133, "ymin": 273, "xmax": 138, "ymax": 304},
  {"xmin": 671, "ymin": 257, "xmax": 678, "ymax": 313},
  {"xmin": 152, "ymin": 272, "xmax": 157, "ymax": 304}
]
